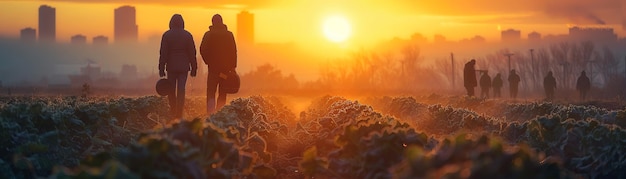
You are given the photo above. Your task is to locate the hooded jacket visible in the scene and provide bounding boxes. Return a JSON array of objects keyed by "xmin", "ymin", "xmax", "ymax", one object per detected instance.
[
  {"xmin": 159, "ymin": 14, "xmax": 197, "ymax": 73},
  {"xmin": 480, "ymin": 73, "xmax": 491, "ymax": 88},
  {"xmin": 508, "ymin": 71, "xmax": 520, "ymax": 87},
  {"xmin": 492, "ymin": 74, "xmax": 503, "ymax": 88},
  {"xmin": 576, "ymin": 71, "xmax": 591, "ymax": 91},
  {"xmin": 544, "ymin": 72, "xmax": 556, "ymax": 90},
  {"xmin": 464, "ymin": 61, "xmax": 477, "ymax": 87},
  {"xmin": 200, "ymin": 23, "xmax": 237, "ymax": 73}
]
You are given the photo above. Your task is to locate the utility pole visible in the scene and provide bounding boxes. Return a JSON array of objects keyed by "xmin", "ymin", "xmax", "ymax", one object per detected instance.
[
  {"xmin": 530, "ymin": 49, "xmax": 535, "ymax": 90},
  {"xmin": 504, "ymin": 53, "xmax": 515, "ymax": 75},
  {"xmin": 451, "ymin": 53, "xmax": 455, "ymax": 89}
]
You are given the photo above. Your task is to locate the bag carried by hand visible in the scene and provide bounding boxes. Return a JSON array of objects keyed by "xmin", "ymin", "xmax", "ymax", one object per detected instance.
[
  {"xmin": 156, "ymin": 78, "xmax": 174, "ymax": 96},
  {"xmin": 219, "ymin": 70, "xmax": 240, "ymax": 94}
]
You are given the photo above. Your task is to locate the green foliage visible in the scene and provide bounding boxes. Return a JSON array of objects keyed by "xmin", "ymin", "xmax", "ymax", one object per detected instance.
[
  {"xmin": 392, "ymin": 135, "xmax": 574, "ymax": 179},
  {"xmin": 0, "ymin": 96, "xmax": 168, "ymax": 177},
  {"xmin": 1, "ymin": 95, "xmax": 625, "ymax": 178}
]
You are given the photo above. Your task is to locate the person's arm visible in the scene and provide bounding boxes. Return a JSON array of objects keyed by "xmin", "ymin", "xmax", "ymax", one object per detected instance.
[
  {"xmin": 229, "ymin": 32, "xmax": 237, "ymax": 70},
  {"xmin": 158, "ymin": 32, "xmax": 168, "ymax": 77},
  {"xmin": 199, "ymin": 32, "xmax": 210, "ymax": 66},
  {"xmin": 188, "ymin": 32, "xmax": 197, "ymax": 76}
]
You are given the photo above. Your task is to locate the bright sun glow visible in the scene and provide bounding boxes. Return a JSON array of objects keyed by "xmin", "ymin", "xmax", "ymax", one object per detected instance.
[{"xmin": 323, "ymin": 15, "xmax": 352, "ymax": 43}]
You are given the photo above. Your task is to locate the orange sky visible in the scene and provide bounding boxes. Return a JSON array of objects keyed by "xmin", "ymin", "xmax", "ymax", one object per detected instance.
[{"xmin": 0, "ymin": 0, "xmax": 623, "ymax": 49}]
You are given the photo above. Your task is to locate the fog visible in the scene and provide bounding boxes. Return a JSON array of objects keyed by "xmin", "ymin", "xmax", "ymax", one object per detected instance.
[{"xmin": 1, "ymin": 28, "xmax": 625, "ymax": 101}]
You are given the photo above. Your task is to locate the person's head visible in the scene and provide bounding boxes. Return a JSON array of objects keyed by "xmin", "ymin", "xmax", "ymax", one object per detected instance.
[
  {"xmin": 470, "ymin": 59, "xmax": 476, "ymax": 64},
  {"xmin": 169, "ymin": 14, "xmax": 184, "ymax": 29},
  {"xmin": 581, "ymin": 71, "xmax": 586, "ymax": 75},
  {"xmin": 496, "ymin": 73, "xmax": 501, "ymax": 77},
  {"xmin": 212, "ymin": 14, "xmax": 223, "ymax": 25},
  {"xmin": 548, "ymin": 71, "xmax": 553, "ymax": 76},
  {"xmin": 511, "ymin": 69, "xmax": 516, "ymax": 74}
]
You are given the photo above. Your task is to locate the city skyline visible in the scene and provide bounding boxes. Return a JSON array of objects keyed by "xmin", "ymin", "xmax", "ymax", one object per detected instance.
[{"xmin": 1, "ymin": 1, "xmax": 623, "ymax": 47}]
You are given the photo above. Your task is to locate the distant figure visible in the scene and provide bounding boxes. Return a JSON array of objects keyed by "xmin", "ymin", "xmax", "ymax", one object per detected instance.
[
  {"xmin": 492, "ymin": 73, "xmax": 503, "ymax": 98},
  {"xmin": 463, "ymin": 59, "xmax": 477, "ymax": 97},
  {"xmin": 81, "ymin": 83, "xmax": 90, "ymax": 98},
  {"xmin": 479, "ymin": 71, "xmax": 492, "ymax": 98},
  {"xmin": 200, "ymin": 14, "xmax": 237, "ymax": 114},
  {"xmin": 543, "ymin": 71, "xmax": 557, "ymax": 101},
  {"xmin": 508, "ymin": 70, "xmax": 520, "ymax": 99},
  {"xmin": 576, "ymin": 71, "xmax": 591, "ymax": 101},
  {"xmin": 158, "ymin": 14, "xmax": 198, "ymax": 118}
]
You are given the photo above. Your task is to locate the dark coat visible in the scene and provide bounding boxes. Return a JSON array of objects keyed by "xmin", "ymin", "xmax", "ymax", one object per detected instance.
[
  {"xmin": 480, "ymin": 73, "xmax": 491, "ymax": 88},
  {"xmin": 544, "ymin": 72, "xmax": 556, "ymax": 90},
  {"xmin": 200, "ymin": 24, "xmax": 237, "ymax": 73},
  {"xmin": 492, "ymin": 74, "xmax": 503, "ymax": 89},
  {"xmin": 508, "ymin": 72, "xmax": 520, "ymax": 87},
  {"xmin": 576, "ymin": 71, "xmax": 591, "ymax": 92},
  {"xmin": 464, "ymin": 61, "xmax": 477, "ymax": 87},
  {"xmin": 159, "ymin": 14, "xmax": 197, "ymax": 73}
]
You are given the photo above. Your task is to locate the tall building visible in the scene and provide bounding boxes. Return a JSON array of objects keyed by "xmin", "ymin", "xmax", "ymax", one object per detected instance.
[
  {"xmin": 71, "ymin": 34, "xmax": 87, "ymax": 45},
  {"xmin": 528, "ymin": 31, "xmax": 541, "ymax": 42},
  {"xmin": 501, "ymin": 29, "xmax": 521, "ymax": 43},
  {"xmin": 114, "ymin": 6, "xmax": 138, "ymax": 43},
  {"xmin": 237, "ymin": 11, "xmax": 254, "ymax": 46},
  {"xmin": 569, "ymin": 27, "xmax": 617, "ymax": 43},
  {"xmin": 20, "ymin": 28, "xmax": 36, "ymax": 43},
  {"xmin": 93, "ymin": 35, "xmax": 109, "ymax": 46},
  {"xmin": 39, "ymin": 5, "xmax": 56, "ymax": 42},
  {"xmin": 623, "ymin": 2, "xmax": 626, "ymax": 30}
]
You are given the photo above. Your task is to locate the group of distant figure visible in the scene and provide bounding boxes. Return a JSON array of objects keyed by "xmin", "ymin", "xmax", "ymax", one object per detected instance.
[{"xmin": 463, "ymin": 59, "xmax": 591, "ymax": 101}]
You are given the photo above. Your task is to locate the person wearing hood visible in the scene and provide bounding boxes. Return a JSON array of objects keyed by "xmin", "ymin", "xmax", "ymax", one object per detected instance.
[
  {"xmin": 200, "ymin": 14, "xmax": 237, "ymax": 114},
  {"xmin": 543, "ymin": 71, "xmax": 557, "ymax": 101},
  {"xmin": 479, "ymin": 71, "xmax": 491, "ymax": 98},
  {"xmin": 508, "ymin": 69, "xmax": 520, "ymax": 99},
  {"xmin": 463, "ymin": 59, "xmax": 477, "ymax": 97},
  {"xmin": 492, "ymin": 73, "xmax": 503, "ymax": 98},
  {"xmin": 576, "ymin": 71, "xmax": 591, "ymax": 101},
  {"xmin": 158, "ymin": 14, "xmax": 198, "ymax": 119}
]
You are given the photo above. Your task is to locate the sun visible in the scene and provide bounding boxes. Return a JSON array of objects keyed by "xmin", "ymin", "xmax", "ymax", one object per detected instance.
[{"xmin": 323, "ymin": 15, "xmax": 352, "ymax": 43}]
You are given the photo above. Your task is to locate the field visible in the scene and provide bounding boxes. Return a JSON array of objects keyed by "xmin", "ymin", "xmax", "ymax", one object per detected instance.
[{"xmin": 1, "ymin": 94, "xmax": 625, "ymax": 178}]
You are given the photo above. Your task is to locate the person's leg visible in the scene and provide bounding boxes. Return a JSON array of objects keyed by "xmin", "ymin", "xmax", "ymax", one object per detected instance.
[
  {"xmin": 480, "ymin": 87, "xmax": 484, "ymax": 98},
  {"xmin": 167, "ymin": 72, "xmax": 177, "ymax": 117},
  {"xmin": 469, "ymin": 87, "xmax": 474, "ymax": 96},
  {"xmin": 485, "ymin": 88, "xmax": 489, "ymax": 98},
  {"xmin": 217, "ymin": 92, "xmax": 227, "ymax": 110},
  {"xmin": 206, "ymin": 71, "xmax": 219, "ymax": 114},
  {"xmin": 176, "ymin": 72, "xmax": 188, "ymax": 118}
]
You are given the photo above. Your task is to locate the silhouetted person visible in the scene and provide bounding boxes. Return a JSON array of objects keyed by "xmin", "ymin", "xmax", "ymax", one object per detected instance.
[
  {"xmin": 479, "ymin": 71, "xmax": 491, "ymax": 98},
  {"xmin": 543, "ymin": 71, "xmax": 556, "ymax": 101},
  {"xmin": 508, "ymin": 70, "xmax": 520, "ymax": 99},
  {"xmin": 463, "ymin": 59, "xmax": 477, "ymax": 97},
  {"xmin": 200, "ymin": 14, "xmax": 237, "ymax": 114},
  {"xmin": 576, "ymin": 71, "xmax": 591, "ymax": 101},
  {"xmin": 492, "ymin": 73, "xmax": 503, "ymax": 98},
  {"xmin": 159, "ymin": 14, "xmax": 198, "ymax": 118}
]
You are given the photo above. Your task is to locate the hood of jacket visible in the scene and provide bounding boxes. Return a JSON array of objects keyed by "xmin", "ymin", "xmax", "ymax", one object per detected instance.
[
  {"xmin": 169, "ymin": 14, "xmax": 185, "ymax": 29},
  {"xmin": 209, "ymin": 24, "xmax": 228, "ymax": 31}
]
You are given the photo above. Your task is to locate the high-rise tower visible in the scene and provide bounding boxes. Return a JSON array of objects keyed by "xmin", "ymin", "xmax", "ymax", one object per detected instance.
[
  {"xmin": 39, "ymin": 5, "xmax": 56, "ymax": 42},
  {"xmin": 237, "ymin": 11, "xmax": 254, "ymax": 46},
  {"xmin": 114, "ymin": 6, "xmax": 138, "ymax": 43}
]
